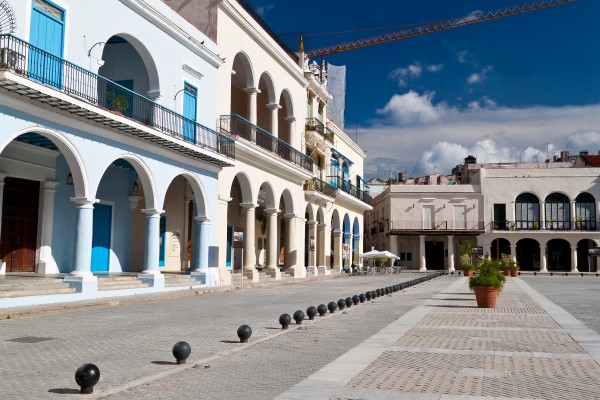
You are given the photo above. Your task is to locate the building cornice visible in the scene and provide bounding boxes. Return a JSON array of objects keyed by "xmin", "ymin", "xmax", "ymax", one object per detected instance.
[{"xmin": 119, "ymin": 0, "xmax": 224, "ymax": 68}]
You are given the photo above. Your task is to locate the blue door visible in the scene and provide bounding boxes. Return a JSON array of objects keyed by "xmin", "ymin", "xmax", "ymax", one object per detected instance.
[
  {"xmin": 159, "ymin": 215, "xmax": 166, "ymax": 267},
  {"xmin": 182, "ymin": 82, "xmax": 197, "ymax": 143},
  {"xmin": 91, "ymin": 204, "xmax": 112, "ymax": 272},
  {"xmin": 226, "ymin": 225, "xmax": 233, "ymax": 267},
  {"xmin": 29, "ymin": 0, "xmax": 65, "ymax": 88}
]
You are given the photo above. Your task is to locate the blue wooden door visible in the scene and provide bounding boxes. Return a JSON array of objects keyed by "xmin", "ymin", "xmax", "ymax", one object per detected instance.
[
  {"xmin": 182, "ymin": 82, "xmax": 197, "ymax": 143},
  {"xmin": 29, "ymin": 0, "xmax": 65, "ymax": 88},
  {"xmin": 91, "ymin": 204, "xmax": 112, "ymax": 272}
]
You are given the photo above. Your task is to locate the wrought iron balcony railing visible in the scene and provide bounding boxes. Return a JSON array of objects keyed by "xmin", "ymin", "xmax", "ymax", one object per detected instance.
[
  {"xmin": 304, "ymin": 177, "xmax": 337, "ymax": 198},
  {"xmin": 491, "ymin": 220, "xmax": 597, "ymax": 231},
  {"xmin": 327, "ymin": 175, "xmax": 372, "ymax": 205},
  {"xmin": 387, "ymin": 220, "xmax": 485, "ymax": 231},
  {"xmin": 0, "ymin": 34, "xmax": 235, "ymax": 161},
  {"xmin": 305, "ymin": 118, "xmax": 334, "ymax": 142},
  {"xmin": 219, "ymin": 114, "xmax": 313, "ymax": 172}
]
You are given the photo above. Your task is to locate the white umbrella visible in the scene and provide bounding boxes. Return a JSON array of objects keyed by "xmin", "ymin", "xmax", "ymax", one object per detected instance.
[
  {"xmin": 380, "ymin": 250, "xmax": 399, "ymax": 259},
  {"xmin": 359, "ymin": 249, "xmax": 384, "ymax": 259}
]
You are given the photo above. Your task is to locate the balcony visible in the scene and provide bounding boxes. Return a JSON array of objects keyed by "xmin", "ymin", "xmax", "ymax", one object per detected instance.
[
  {"xmin": 491, "ymin": 220, "xmax": 597, "ymax": 231},
  {"xmin": 387, "ymin": 220, "xmax": 485, "ymax": 234},
  {"xmin": 219, "ymin": 114, "xmax": 312, "ymax": 172},
  {"xmin": 0, "ymin": 34, "xmax": 234, "ymax": 166},
  {"xmin": 305, "ymin": 118, "xmax": 334, "ymax": 142},
  {"xmin": 327, "ymin": 175, "xmax": 372, "ymax": 205},
  {"xmin": 304, "ymin": 177, "xmax": 337, "ymax": 198}
]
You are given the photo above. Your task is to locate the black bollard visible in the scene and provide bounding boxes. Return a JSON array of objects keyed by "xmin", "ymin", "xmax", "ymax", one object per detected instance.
[
  {"xmin": 279, "ymin": 313, "xmax": 292, "ymax": 329},
  {"xmin": 352, "ymin": 295, "xmax": 360, "ymax": 305},
  {"xmin": 307, "ymin": 306, "xmax": 317, "ymax": 320},
  {"xmin": 317, "ymin": 304, "xmax": 327, "ymax": 316},
  {"xmin": 237, "ymin": 325, "xmax": 252, "ymax": 343},
  {"xmin": 172, "ymin": 341, "xmax": 191, "ymax": 364},
  {"xmin": 345, "ymin": 297, "xmax": 352, "ymax": 308},
  {"xmin": 365, "ymin": 291, "xmax": 372, "ymax": 301},
  {"xmin": 75, "ymin": 363, "xmax": 100, "ymax": 394},
  {"xmin": 293, "ymin": 310, "xmax": 305, "ymax": 325},
  {"xmin": 328, "ymin": 301, "xmax": 337, "ymax": 313},
  {"xmin": 359, "ymin": 293, "xmax": 366, "ymax": 303},
  {"xmin": 337, "ymin": 299, "xmax": 346, "ymax": 310}
]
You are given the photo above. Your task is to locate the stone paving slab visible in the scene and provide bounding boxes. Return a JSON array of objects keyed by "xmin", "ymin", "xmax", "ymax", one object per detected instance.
[{"xmin": 278, "ymin": 278, "xmax": 600, "ymax": 400}]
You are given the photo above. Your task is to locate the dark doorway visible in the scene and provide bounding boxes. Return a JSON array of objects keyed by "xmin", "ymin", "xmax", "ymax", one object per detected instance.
[
  {"xmin": 493, "ymin": 204, "xmax": 506, "ymax": 230},
  {"xmin": 0, "ymin": 178, "xmax": 40, "ymax": 272},
  {"xmin": 516, "ymin": 238, "xmax": 540, "ymax": 270},
  {"xmin": 425, "ymin": 240, "xmax": 444, "ymax": 269}
]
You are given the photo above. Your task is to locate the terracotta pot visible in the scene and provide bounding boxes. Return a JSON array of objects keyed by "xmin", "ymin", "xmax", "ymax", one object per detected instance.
[
  {"xmin": 473, "ymin": 286, "xmax": 498, "ymax": 308},
  {"xmin": 510, "ymin": 269, "xmax": 519, "ymax": 277},
  {"xmin": 463, "ymin": 269, "xmax": 474, "ymax": 277},
  {"xmin": 503, "ymin": 269, "xmax": 511, "ymax": 276}
]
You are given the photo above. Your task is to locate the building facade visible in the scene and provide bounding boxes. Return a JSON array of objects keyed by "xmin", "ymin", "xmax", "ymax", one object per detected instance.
[{"xmin": 367, "ymin": 155, "xmax": 600, "ymax": 273}]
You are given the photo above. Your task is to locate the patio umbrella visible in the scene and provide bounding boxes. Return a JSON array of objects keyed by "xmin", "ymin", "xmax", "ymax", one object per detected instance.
[
  {"xmin": 359, "ymin": 249, "xmax": 384, "ymax": 259},
  {"xmin": 380, "ymin": 250, "xmax": 399, "ymax": 259}
]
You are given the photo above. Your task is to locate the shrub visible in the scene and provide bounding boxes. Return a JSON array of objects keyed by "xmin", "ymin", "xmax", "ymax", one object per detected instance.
[{"xmin": 469, "ymin": 258, "xmax": 506, "ymax": 292}]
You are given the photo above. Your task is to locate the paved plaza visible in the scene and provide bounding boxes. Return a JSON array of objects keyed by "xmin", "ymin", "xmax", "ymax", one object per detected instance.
[{"xmin": 2, "ymin": 274, "xmax": 600, "ymax": 399}]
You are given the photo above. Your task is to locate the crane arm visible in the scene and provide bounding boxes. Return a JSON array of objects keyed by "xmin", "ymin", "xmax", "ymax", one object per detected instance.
[{"xmin": 305, "ymin": 0, "xmax": 578, "ymax": 58}]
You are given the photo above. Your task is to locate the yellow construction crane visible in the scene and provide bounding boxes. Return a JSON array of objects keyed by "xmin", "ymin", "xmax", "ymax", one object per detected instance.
[{"xmin": 301, "ymin": 0, "xmax": 578, "ymax": 58}]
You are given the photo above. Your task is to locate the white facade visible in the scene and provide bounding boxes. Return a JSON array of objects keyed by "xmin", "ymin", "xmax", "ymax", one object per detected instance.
[
  {"xmin": 0, "ymin": 0, "xmax": 232, "ymax": 297},
  {"xmin": 367, "ymin": 160, "xmax": 600, "ymax": 273}
]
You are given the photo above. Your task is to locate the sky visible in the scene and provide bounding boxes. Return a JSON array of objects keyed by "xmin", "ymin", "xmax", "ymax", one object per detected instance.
[{"xmin": 244, "ymin": 0, "xmax": 600, "ymax": 180}]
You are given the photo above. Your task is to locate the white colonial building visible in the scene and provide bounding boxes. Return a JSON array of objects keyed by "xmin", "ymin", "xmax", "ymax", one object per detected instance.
[
  {"xmin": 0, "ymin": 0, "xmax": 234, "ymax": 302},
  {"xmin": 367, "ymin": 154, "xmax": 600, "ymax": 273}
]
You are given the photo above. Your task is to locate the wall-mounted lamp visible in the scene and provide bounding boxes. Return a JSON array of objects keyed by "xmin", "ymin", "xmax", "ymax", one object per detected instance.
[
  {"xmin": 66, "ymin": 172, "xmax": 74, "ymax": 186},
  {"xmin": 132, "ymin": 181, "xmax": 140, "ymax": 195}
]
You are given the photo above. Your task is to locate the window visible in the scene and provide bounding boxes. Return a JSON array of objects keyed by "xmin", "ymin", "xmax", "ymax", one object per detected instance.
[
  {"xmin": 575, "ymin": 192, "xmax": 596, "ymax": 230},
  {"xmin": 454, "ymin": 205, "xmax": 466, "ymax": 230},
  {"xmin": 515, "ymin": 193, "xmax": 539, "ymax": 229},
  {"xmin": 545, "ymin": 193, "xmax": 570, "ymax": 229}
]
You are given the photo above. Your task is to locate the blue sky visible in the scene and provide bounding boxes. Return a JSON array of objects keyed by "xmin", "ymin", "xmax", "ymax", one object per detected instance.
[{"xmin": 245, "ymin": 0, "xmax": 600, "ymax": 180}]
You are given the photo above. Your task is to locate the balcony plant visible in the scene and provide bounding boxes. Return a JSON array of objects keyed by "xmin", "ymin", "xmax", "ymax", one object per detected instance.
[
  {"xmin": 469, "ymin": 258, "xmax": 505, "ymax": 308},
  {"xmin": 105, "ymin": 92, "xmax": 129, "ymax": 115}
]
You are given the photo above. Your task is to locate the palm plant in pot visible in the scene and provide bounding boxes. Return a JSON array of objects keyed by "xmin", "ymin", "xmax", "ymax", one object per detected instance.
[{"xmin": 469, "ymin": 258, "xmax": 505, "ymax": 308}]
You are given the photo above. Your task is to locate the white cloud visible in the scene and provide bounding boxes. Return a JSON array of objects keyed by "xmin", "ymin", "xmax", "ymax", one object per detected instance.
[
  {"xmin": 426, "ymin": 64, "xmax": 444, "ymax": 72},
  {"xmin": 361, "ymin": 95, "xmax": 600, "ymax": 179},
  {"xmin": 467, "ymin": 66, "xmax": 493, "ymax": 85},
  {"xmin": 376, "ymin": 91, "xmax": 453, "ymax": 124},
  {"xmin": 389, "ymin": 62, "xmax": 422, "ymax": 87},
  {"xmin": 457, "ymin": 50, "xmax": 469, "ymax": 63},
  {"xmin": 255, "ymin": 4, "xmax": 275, "ymax": 17}
]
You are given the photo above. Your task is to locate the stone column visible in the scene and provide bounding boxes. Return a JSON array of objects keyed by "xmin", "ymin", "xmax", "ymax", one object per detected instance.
[
  {"xmin": 241, "ymin": 203, "xmax": 259, "ymax": 282},
  {"xmin": 244, "ymin": 87, "xmax": 260, "ymax": 127},
  {"xmin": 190, "ymin": 217, "xmax": 211, "ymax": 284},
  {"xmin": 264, "ymin": 208, "xmax": 280, "ymax": 279},
  {"xmin": 138, "ymin": 209, "xmax": 165, "ymax": 288},
  {"xmin": 307, "ymin": 221, "xmax": 317, "ymax": 275},
  {"xmin": 540, "ymin": 201, "xmax": 545, "ymax": 229},
  {"xmin": 570, "ymin": 245, "xmax": 579, "ymax": 272},
  {"xmin": 332, "ymin": 229, "xmax": 342, "ymax": 273},
  {"xmin": 38, "ymin": 181, "xmax": 59, "ymax": 274},
  {"xmin": 571, "ymin": 201, "xmax": 576, "ymax": 229},
  {"xmin": 447, "ymin": 235, "xmax": 455, "ymax": 272},
  {"xmin": 540, "ymin": 245, "xmax": 548, "ymax": 272},
  {"xmin": 419, "ymin": 235, "xmax": 427, "ymax": 272},
  {"xmin": 64, "ymin": 198, "xmax": 98, "ymax": 293},
  {"xmin": 266, "ymin": 103, "xmax": 280, "ymax": 137},
  {"xmin": 283, "ymin": 213, "xmax": 298, "ymax": 275},
  {"xmin": 317, "ymin": 223, "xmax": 328, "ymax": 275},
  {"xmin": 510, "ymin": 244, "xmax": 517, "ymax": 263},
  {"xmin": 285, "ymin": 116, "xmax": 297, "ymax": 148}
]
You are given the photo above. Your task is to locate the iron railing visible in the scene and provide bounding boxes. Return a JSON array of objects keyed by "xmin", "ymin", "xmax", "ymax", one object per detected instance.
[
  {"xmin": 219, "ymin": 114, "xmax": 313, "ymax": 172},
  {"xmin": 388, "ymin": 220, "xmax": 485, "ymax": 231},
  {"xmin": 491, "ymin": 220, "xmax": 597, "ymax": 231},
  {"xmin": 305, "ymin": 118, "xmax": 334, "ymax": 142},
  {"xmin": 0, "ymin": 34, "xmax": 235, "ymax": 160},
  {"xmin": 327, "ymin": 175, "xmax": 372, "ymax": 205},
  {"xmin": 304, "ymin": 177, "xmax": 337, "ymax": 198}
]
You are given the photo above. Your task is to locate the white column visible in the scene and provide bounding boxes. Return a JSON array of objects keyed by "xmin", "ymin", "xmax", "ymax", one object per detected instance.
[
  {"xmin": 540, "ymin": 201, "xmax": 545, "ymax": 228},
  {"xmin": 570, "ymin": 245, "xmax": 579, "ymax": 272},
  {"xmin": 0, "ymin": 174, "xmax": 6, "ymax": 274},
  {"xmin": 138, "ymin": 209, "xmax": 165, "ymax": 288},
  {"xmin": 447, "ymin": 235, "xmax": 455, "ymax": 272},
  {"xmin": 540, "ymin": 245, "xmax": 548, "ymax": 272},
  {"xmin": 307, "ymin": 221, "xmax": 317, "ymax": 275},
  {"xmin": 571, "ymin": 201, "xmax": 576, "ymax": 229},
  {"xmin": 70, "ymin": 198, "xmax": 96, "ymax": 278},
  {"xmin": 266, "ymin": 103, "xmax": 280, "ymax": 136},
  {"xmin": 244, "ymin": 87, "xmax": 260, "ymax": 126},
  {"xmin": 285, "ymin": 116, "xmax": 297, "ymax": 148},
  {"xmin": 264, "ymin": 208, "xmax": 280, "ymax": 279},
  {"xmin": 419, "ymin": 235, "xmax": 427, "ymax": 272},
  {"xmin": 332, "ymin": 229, "xmax": 342, "ymax": 273},
  {"xmin": 190, "ymin": 216, "xmax": 214, "ymax": 285},
  {"xmin": 284, "ymin": 213, "xmax": 298, "ymax": 274},
  {"xmin": 510, "ymin": 244, "xmax": 517, "ymax": 263},
  {"xmin": 38, "ymin": 181, "xmax": 59, "ymax": 274},
  {"xmin": 317, "ymin": 223, "xmax": 328, "ymax": 275},
  {"xmin": 241, "ymin": 203, "xmax": 259, "ymax": 282}
]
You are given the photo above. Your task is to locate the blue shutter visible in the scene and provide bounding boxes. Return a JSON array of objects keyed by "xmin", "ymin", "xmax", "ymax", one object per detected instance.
[
  {"xmin": 91, "ymin": 204, "xmax": 112, "ymax": 272},
  {"xmin": 29, "ymin": 1, "xmax": 65, "ymax": 88},
  {"xmin": 183, "ymin": 82, "xmax": 198, "ymax": 143}
]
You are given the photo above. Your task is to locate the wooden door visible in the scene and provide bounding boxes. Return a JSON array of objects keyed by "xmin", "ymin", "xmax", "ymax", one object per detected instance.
[{"xmin": 0, "ymin": 178, "xmax": 40, "ymax": 272}]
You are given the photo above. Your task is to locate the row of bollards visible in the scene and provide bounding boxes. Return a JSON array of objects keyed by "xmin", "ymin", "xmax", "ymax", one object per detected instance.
[{"xmin": 74, "ymin": 273, "xmax": 444, "ymax": 394}]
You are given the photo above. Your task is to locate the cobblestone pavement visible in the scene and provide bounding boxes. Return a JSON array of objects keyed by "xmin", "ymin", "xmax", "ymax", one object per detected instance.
[
  {"xmin": 522, "ymin": 275, "xmax": 600, "ymax": 335},
  {"xmin": 0, "ymin": 274, "xmax": 437, "ymax": 399}
]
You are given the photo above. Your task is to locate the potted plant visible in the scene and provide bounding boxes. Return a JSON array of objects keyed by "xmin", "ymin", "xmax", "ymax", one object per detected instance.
[
  {"xmin": 500, "ymin": 253, "xmax": 519, "ymax": 277},
  {"xmin": 105, "ymin": 92, "xmax": 129, "ymax": 115},
  {"xmin": 461, "ymin": 263, "xmax": 475, "ymax": 277},
  {"xmin": 469, "ymin": 258, "xmax": 506, "ymax": 308}
]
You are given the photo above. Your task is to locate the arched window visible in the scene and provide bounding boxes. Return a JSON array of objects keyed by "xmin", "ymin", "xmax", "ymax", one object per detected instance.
[
  {"xmin": 329, "ymin": 157, "xmax": 339, "ymax": 188},
  {"xmin": 575, "ymin": 192, "xmax": 596, "ymax": 230},
  {"xmin": 515, "ymin": 193, "xmax": 539, "ymax": 229},
  {"xmin": 545, "ymin": 193, "xmax": 570, "ymax": 230},
  {"xmin": 341, "ymin": 162, "xmax": 350, "ymax": 192}
]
